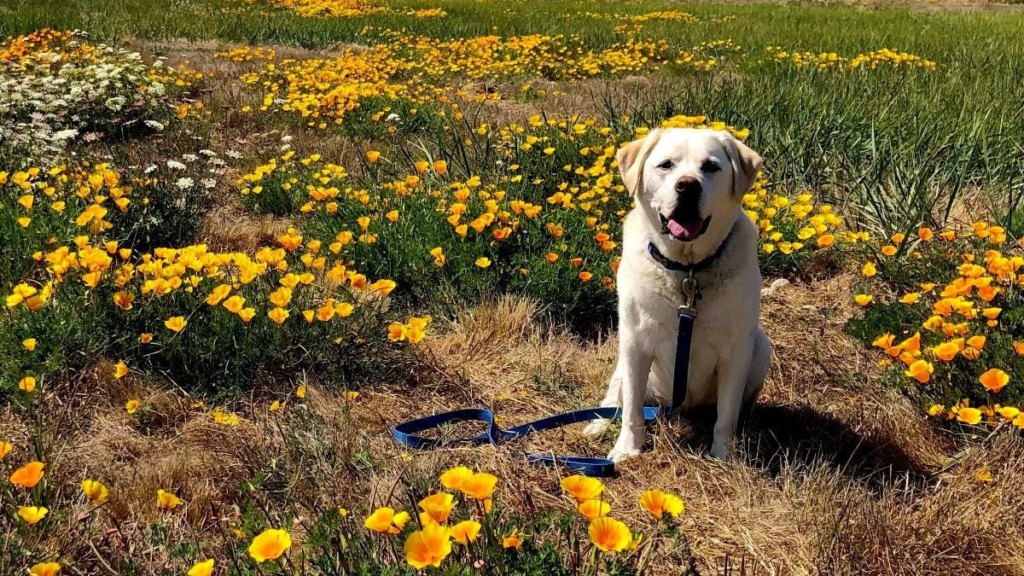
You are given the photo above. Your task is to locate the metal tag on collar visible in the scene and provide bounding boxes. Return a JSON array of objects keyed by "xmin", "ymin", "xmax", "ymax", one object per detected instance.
[{"xmin": 679, "ymin": 271, "xmax": 698, "ymax": 316}]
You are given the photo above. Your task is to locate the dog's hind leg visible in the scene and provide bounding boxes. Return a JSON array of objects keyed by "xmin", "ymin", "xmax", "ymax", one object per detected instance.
[
  {"xmin": 582, "ymin": 363, "xmax": 623, "ymax": 437},
  {"xmin": 741, "ymin": 328, "xmax": 771, "ymax": 415}
]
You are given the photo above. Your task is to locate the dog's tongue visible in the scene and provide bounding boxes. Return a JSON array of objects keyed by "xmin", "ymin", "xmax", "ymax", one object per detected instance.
[{"xmin": 667, "ymin": 218, "xmax": 703, "ymax": 240}]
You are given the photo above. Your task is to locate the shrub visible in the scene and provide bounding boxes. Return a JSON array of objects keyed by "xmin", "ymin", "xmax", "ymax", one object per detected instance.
[{"xmin": 0, "ymin": 29, "xmax": 200, "ymax": 166}]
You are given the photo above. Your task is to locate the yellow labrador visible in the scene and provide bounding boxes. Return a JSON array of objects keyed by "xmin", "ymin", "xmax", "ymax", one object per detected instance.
[{"xmin": 584, "ymin": 128, "xmax": 772, "ymax": 461}]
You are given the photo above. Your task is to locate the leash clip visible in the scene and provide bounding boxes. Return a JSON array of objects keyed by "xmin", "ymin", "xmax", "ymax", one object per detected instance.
[{"xmin": 679, "ymin": 273, "xmax": 698, "ymax": 316}]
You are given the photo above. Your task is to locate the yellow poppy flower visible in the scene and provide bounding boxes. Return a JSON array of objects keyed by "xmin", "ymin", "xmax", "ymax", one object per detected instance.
[
  {"xmin": 187, "ymin": 559, "xmax": 214, "ymax": 576},
  {"xmin": 23, "ymin": 338, "xmax": 37, "ymax": 351},
  {"xmin": 502, "ymin": 530, "xmax": 522, "ymax": 550},
  {"xmin": 18, "ymin": 376, "xmax": 37, "ymax": 392},
  {"xmin": 440, "ymin": 466, "xmax": 473, "ymax": 491},
  {"xmin": 387, "ymin": 322, "xmax": 407, "ymax": 342},
  {"xmin": 475, "ymin": 257, "xmax": 491, "ymax": 268},
  {"xmin": 418, "ymin": 492, "xmax": 457, "ymax": 524},
  {"xmin": 588, "ymin": 517, "xmax": 632, "ymax": 553},
  {"xmin": 956, "ymin": 407, "xmax": 983, "ymax": 425},
  {"xmin": 979, "ymin": 369, "xmax": 1009, "ymax": 393},
  {"xmin": 249, "ymin": 528, "xmax": 292, "ymax": 563},
  {"xmin": 930, "ymin": 342, "xmax": 959, "ymax": 362},
  {"xmin": 578, "ymin": 499, "xmax": 611, "ymax": 520},
  {"xmin": 997, "ymin": 406, "xmax": 1020, "ymax": 420},
  {"xmin": 450, "ymin": 520, "xmax": 481, "ymax": 545},
  {"xmin": 82, "ymin": 479, "xmax": 109, "ymax": 505},
  {"xmin": 30, "ymin": 562, "xmax": 60, "ymax": 576},
  {"xmin": 268, "ymin": 307, "xmax": 289, "ymax": 324},
  {"xmin": 404, "ymin": 522, "xmax": 452, "ymax": 569},
  {"xmin": 364, "ymin": 507, "xmax": 411, "ymax": 534},
  {"xmin": 113, "ymin": 360, "xmax": 129, "ymax": 379},
  {"xmin": 459, "ymin": 472, "xmax": 498, "ymax": 500},
  {"xmin": 223, "ymin": 295, "xmax": 246, "ymax": 314},
  {"xmin": 164, "ymin": 316, "xmax": 187, "ymax": 332},
  {"xmin": 560, "ymin": 474, "xmax": 604, "ymax": 503},
  {"xmin": 157, "ymin": 489, "xmax": 182, "ymax": 510},
  {"xmin": 18, "ymin": 506, "xmax": 48, "ymax": 525},
  {"xmin": 639, "ymin": 489, "xmax": 685, "ymax": 519},
  {"xmin": 904, "ymin": 360, "xmax": 933, "ymax": 384},
  {"xmin": 10, "ymin": 461, "xmax": 45, "ymax": 488},
  {"xmin": 853, "ymin": 294, "xmax": 873, "ymax": 307}
]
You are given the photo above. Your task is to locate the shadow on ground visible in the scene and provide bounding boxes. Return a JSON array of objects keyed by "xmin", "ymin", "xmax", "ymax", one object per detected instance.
[{"xmin": 674, "ymin": 402, "xmax": 939, "ymax": 494}]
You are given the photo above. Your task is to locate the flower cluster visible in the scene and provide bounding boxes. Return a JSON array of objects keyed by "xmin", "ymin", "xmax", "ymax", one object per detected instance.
[
  {"xmin": 231, "ymin": 113, "xmax": 846, "ymax": 328},
  {"xmin": 765, "ymin": 46, "xmax": 937, "ymax": 71},
  {"xmin": 236, "ymin": 0, "xmax": 447, "ymax": 18},
  {"xmin": 253, "ymin": 0, "xmax": 385, "ymax": 17},
  {"xmin": 0, "ymin": 29, "xmax": 201, "ymax": 164},
  {"xmin": 855, "ymin": 223, "xmax": 1024, "ymax": 427},
  {"xmin": 354, "ymin": 467, "xmax": 686, "ymax": 570}
]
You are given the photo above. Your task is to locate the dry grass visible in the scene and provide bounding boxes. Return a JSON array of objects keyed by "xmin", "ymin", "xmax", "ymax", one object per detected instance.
[{"xmin": 6, "ymin": 266, "xmax": 1022, "ymax": 574}]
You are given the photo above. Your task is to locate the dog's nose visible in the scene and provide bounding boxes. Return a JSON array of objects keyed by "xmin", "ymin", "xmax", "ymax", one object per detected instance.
[{"xmin": 675, "ymin": 177, "xmax": 701, "ymax": 195}]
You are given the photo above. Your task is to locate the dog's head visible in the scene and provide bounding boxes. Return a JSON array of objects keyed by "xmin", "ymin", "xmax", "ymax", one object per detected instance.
[{"xmin": 617, "ymin": 128, "xmax": 762, "ymax": 243}]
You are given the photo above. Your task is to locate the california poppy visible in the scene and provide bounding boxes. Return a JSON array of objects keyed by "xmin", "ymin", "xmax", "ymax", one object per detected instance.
[
  {"xmin": 639, "ymin": 489, "xmax": 684, "ymax": 519},
  {"xmin": 157, "ymin": 489, "xmax": 182, "ymax": 510},
  {"xmin": 979, "ymin": 369, "xmax": 1009, "ymax": 393},
  {"xmin": 249, "ymin": 528, "xmax": 291, "ymax": 563},
  {"xmin": 450, "ymin": 520, "xmax": 481, "ymax": 545},
  {"xmin": 578, "ymin": 499, "xmax": 611, "ymax": 520},
  {"xmin": 404, "ymin": 522, "xmax": 452, "ymax": 569},
  {"xmin": 560, "ymin": 475, "xmax": 604, "ymax": 503},
  {"xmin": 82, "ymin": 479, "xmax": 109, "ymax": 505},
  {"xmin": 588, "ymin": 517, "xmax": 632, "ymax": 553},
  {"xmin": 418, "ymin": 492, "xmax": 457, "ymax": 524},
  {"xmin": 187, "ymin": 559, "xmax": 214, "ymax": 576},
  {"xmin": 10, "ymin": 461, "xmax": 45, "ymax": 488}
]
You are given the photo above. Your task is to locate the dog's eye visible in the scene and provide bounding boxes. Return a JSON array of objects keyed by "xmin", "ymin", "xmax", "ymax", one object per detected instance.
[
  {"xmin": 656, "ymin": 159, "xmax": 673, "ymax": 170},
  {"xmin": 701, "ymin": 159, "xmax": 721, "ymax": 173}
]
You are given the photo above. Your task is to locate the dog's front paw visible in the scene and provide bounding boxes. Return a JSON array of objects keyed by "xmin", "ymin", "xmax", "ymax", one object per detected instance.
[
  {"xmin": 582, "ymin": 419, "xmax": 611, "ymax": 437},
  {"xmin": 607, "ymin": 445, "xmax": 642, "ymax": 463},
  {"xmin": 709, "ymin": 440, "xmax": 734, "ymax": 462},
  {"xmin": 608, "ymin": 432, "xmax": 643, "ymax": 463}
]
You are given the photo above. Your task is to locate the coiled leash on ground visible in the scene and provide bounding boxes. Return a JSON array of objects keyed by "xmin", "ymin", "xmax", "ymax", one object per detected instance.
[{"xmin": 391, "ymin": 240, "xmax": 711, "ymax": 477}]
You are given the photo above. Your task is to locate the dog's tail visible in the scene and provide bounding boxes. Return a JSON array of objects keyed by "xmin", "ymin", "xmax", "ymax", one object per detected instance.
[{"xmin": 760, "ymin": 278, "xmax": 789, "ymax": 299}]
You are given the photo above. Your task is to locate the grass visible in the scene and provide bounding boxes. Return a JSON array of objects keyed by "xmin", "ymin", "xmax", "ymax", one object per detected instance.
[
  {"xmin": 1, "ymin": 0, "xmax": 1024, "ymax": 574},
  {"xmin": 18, "ymin": 0, "xmax": 1015, "ymax": 235}
]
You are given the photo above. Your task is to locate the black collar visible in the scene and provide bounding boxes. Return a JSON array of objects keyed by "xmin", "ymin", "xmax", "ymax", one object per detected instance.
[{"xmin": 647, "ymin": 225, "xmax": 735, "ymax": 274}]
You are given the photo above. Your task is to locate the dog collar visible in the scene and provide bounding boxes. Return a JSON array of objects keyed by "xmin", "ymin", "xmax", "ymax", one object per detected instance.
[{"xmin": 647, "ymin": 224, "xmax": 736, "ymax": 274}]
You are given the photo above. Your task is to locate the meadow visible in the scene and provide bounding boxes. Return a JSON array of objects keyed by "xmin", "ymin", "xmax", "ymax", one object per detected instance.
[{"xmin": 1, "ymin": 0, "xmax": 1024, "ymax": 574}]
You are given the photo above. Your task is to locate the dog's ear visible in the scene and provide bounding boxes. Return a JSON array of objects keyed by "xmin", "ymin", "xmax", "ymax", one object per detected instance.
[
  {"xmin": 719, "ymin": 132, "xmax": 762, "ymax": 198},
  {"xmin": 617, "ymin": 129, "xmax": 662, "ymax": 197}
]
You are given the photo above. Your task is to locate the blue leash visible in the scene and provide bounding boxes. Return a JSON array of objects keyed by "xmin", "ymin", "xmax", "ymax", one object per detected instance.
[
  {"xmin": 392, "ymin": 406, "xmax": 670, "ymax": 477},
  {"xmin": 391, "ymin": 242, "xmax": 705, "ymax": 477}
]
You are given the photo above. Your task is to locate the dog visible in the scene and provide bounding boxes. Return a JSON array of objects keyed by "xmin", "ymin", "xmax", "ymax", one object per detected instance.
[{"xmin": 583, "ymin": 128, "xmax": 772, "ymax": 462}]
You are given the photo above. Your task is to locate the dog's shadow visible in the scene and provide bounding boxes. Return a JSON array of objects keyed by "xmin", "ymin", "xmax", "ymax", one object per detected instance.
[{"xmin": 674, "ymin": 403, "xmax": 936, "ymax": 494}]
